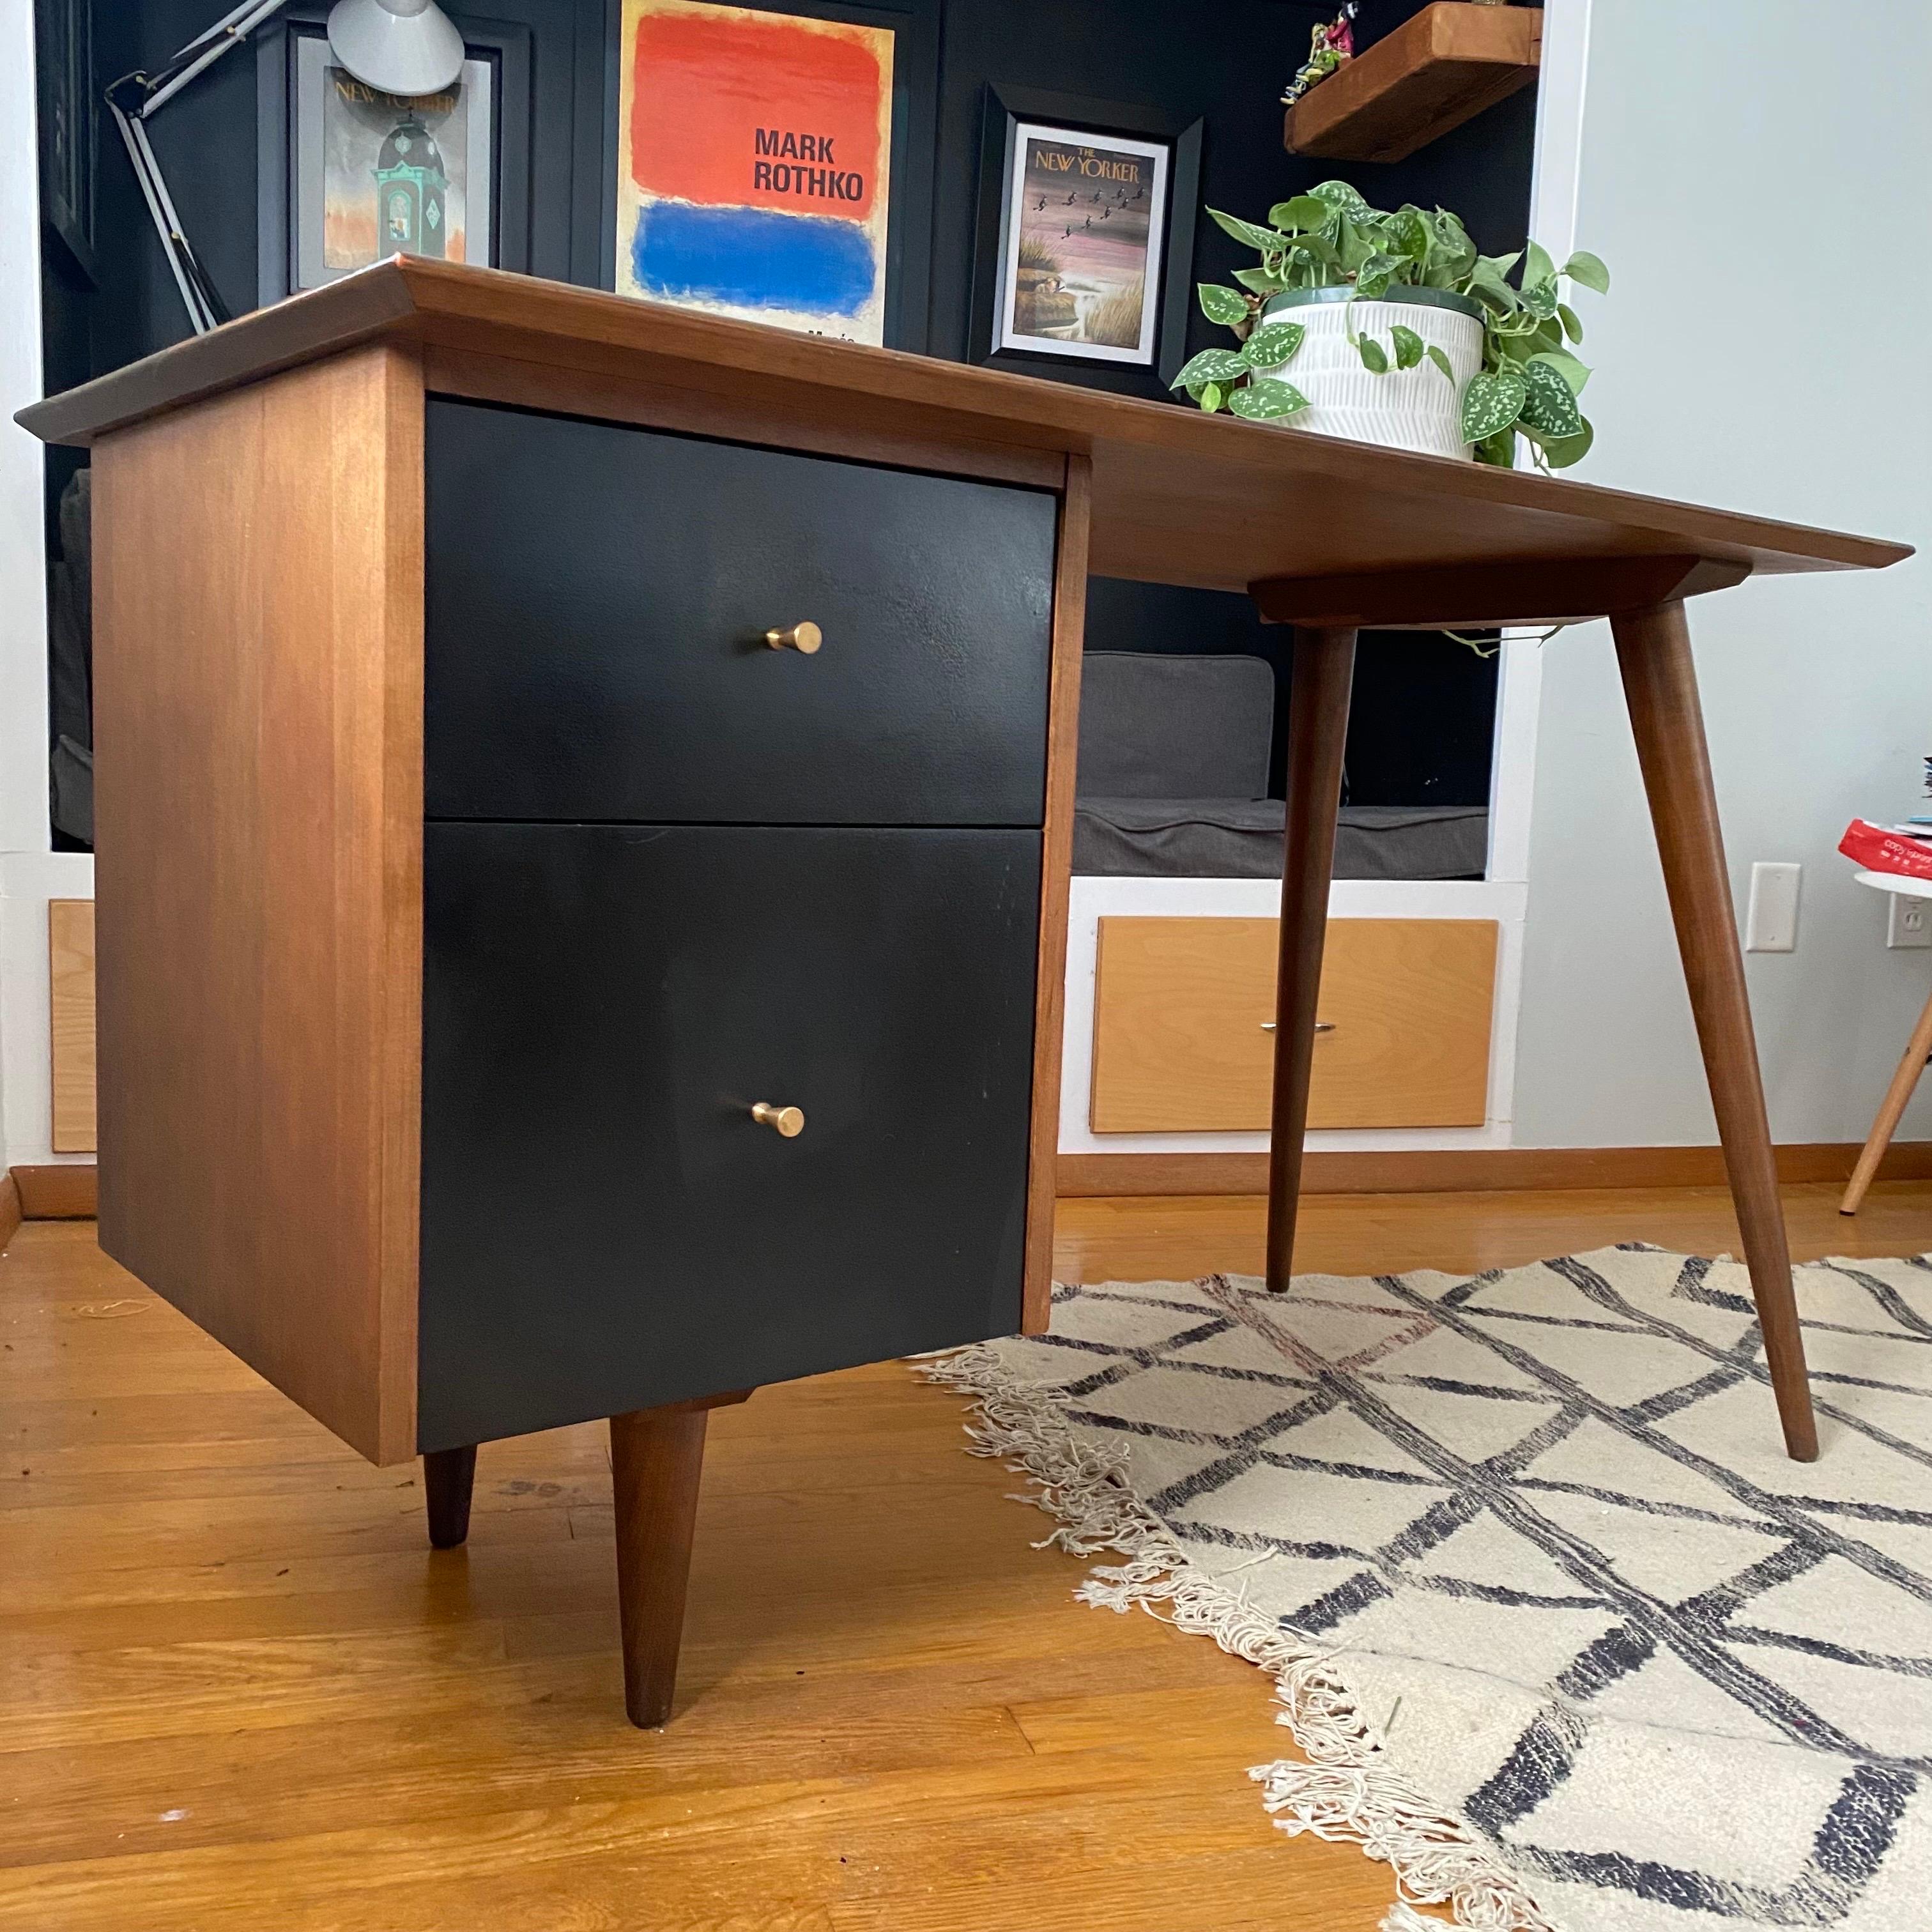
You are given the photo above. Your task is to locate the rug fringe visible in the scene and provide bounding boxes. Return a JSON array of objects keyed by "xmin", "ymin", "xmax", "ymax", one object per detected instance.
[
  {"xmin": 919, "ymin": 1343, "xmax": 1555, "ymax": 1932},
  {"xmin": 1383, "ymin": 1904, "xmax": 1451, "ymax": 1931}
]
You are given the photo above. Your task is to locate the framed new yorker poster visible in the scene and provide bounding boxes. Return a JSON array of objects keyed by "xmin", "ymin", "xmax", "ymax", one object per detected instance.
[
  {"xmin": 614, "ymin": 0, "xmax": 903, "ymax": 345},
  {"xmin": 969, "ymin": 86, "xmax": 1202, "ymax": 397},
  {"xmin": 996, "ymin": 125, "xmax": 1168, "ymax": 365}
]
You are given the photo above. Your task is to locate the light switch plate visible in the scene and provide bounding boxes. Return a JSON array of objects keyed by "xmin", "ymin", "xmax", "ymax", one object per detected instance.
[{"xmin": 1745, "ymin": 861, "xmax": 1802, "ymax": 952}]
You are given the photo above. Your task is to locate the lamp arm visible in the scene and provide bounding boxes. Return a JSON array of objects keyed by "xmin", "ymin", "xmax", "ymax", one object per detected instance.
[
  {"xmin": 103, "ymin": 0, "xmax": 293, "ymax": 335},
  {"xmin": 107, "ymin": 104, "xmax": 228, "ymax": 334},
  {"xmin": 116, "ymin": 0, "xmax": 292, "ymax": 118}
]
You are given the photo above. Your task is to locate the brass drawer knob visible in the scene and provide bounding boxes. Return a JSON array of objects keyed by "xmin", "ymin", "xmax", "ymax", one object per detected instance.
[
  {"xmin": 751, "ymin": 1101, "xmax": 806, "ymax": 1137},
  {"xmin": 765, "ymin": 622, "xmax": 822, "ymax": 655}
]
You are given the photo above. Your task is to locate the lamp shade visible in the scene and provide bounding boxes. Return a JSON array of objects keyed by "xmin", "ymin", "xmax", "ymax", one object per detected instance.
[{"xmin": 326, "ymin": 0, "xmax": 465, "ymax": 96}]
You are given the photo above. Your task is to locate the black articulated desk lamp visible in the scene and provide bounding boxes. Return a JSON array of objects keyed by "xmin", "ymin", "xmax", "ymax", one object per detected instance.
[{"xmin": 106, "ymin": 0, "xmax": 465, "ymax": 333}]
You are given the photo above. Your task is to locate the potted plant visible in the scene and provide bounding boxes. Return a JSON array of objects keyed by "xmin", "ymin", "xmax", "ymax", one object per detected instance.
[{"xmin": 1175, "ymin": 180, "xmax": 1609, "ymax": 468}]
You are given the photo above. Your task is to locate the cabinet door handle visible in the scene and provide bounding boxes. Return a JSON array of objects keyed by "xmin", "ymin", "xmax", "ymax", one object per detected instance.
[
  {"xmin": 751, "ymin": 1101, "xmax": 806, "ymax": 1137},
  {"xmin": 1260, "ymin": 1022, "xmax": 1336, "ymax": 1034},
  {"xmin": 764, "ymin": 622, "xmax": 822, "ymax": 655}
]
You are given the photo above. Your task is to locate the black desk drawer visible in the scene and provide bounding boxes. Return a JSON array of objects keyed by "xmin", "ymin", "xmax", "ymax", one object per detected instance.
[
  {"xmin": 417, "ymin": 822, "xmax": 1040, "ymax": 1451},
  {"xmin": 424, "ymin": 401, "xmax": 1057, "ymax": 827}
]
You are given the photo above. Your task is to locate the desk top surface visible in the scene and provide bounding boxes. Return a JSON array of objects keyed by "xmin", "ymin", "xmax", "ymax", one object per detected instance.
[{"xmin": 17, "ymin": 257, "xmax": 1910, "ymax": 598}]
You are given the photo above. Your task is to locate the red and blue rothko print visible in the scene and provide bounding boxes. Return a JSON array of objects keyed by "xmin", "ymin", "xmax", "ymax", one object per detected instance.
[{"xmin": 616, "ymin": 0, "xmax": 894, "ymax": 344}]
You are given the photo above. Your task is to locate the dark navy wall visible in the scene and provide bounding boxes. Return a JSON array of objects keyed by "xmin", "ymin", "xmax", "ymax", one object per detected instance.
[{"xmin": 42, "ymin": 0, "xmax": 1535, "ymax": 811}]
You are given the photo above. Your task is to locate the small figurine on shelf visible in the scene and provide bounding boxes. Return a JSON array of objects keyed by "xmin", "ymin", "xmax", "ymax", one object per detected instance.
[{"xmin": 1284, "ymin": 3, "xmax": 1359, "ymax": 108}]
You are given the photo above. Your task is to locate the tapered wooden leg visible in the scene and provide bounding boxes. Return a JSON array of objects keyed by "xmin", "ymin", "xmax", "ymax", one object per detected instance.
[
  {"xmin": 423, "ymin": 1445, "xmax": 477, "ymax": 1549},
  {"xmin": 610, "ymin": 1407, "xmax": 707, "ymax": 1728},
  {"xmin": 609, "ymin": 1396, "xmax": 745, "ymax": 1728},
  {"xmin": 1841, "ymin": 979, "xmax": 1932, "ymax": 1215},
  {"xmin": 1613, "ymin": 599, "xmax": 1817, "ymax": 1460},
  {"xmin": 1267, "ymin": 626, "xmax": 1358, "ymax": 1294}
]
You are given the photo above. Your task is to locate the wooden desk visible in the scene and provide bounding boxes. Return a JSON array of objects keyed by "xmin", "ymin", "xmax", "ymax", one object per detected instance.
[{"xmin": 19, "ymin": 258, "xmax": 1908, "ymax": 1726}]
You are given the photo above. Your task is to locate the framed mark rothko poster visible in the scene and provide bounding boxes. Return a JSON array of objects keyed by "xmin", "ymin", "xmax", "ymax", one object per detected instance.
[{"xmin": 615, "ymin": 0, "xmax": 896, "ymax": 344}]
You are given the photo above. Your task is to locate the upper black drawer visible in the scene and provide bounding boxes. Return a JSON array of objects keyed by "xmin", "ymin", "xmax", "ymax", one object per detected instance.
[{"xmin": 423, "ymin": 401, "xmax": 1057, "ymax": 826}]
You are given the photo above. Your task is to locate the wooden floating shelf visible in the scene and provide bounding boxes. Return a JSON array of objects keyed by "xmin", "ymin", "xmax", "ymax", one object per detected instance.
[{"xmin": 1285, "ymin": 3, "xmax": 1542, "ymax": 164}]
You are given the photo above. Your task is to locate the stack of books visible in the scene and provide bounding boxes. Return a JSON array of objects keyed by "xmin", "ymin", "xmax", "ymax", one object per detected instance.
[{"xmin": 1839, "ymin": 818, "xmax": 1932, "ymax": 881}]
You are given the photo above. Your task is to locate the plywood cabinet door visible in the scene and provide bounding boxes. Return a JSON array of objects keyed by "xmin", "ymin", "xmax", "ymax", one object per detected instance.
[
  {"xmin": 1090, "ymin": 916, "xmax": 1497, "ymax": 1132},
  {"xmin": 49, "ymin": 900, "xmax": 97, "ymax": 1154}
]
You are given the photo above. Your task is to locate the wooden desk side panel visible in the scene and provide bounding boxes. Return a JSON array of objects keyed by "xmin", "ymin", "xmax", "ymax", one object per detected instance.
[
  {"xmin": 90, "ymin": 344, "xmax": 425, "ymax": 1465},
  {"xmin": 1022, "ymin": 456, "xmax": 1090, "ymax": 1334}
]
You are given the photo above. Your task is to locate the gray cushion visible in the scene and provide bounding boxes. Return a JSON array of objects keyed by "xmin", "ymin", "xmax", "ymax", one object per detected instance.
[
  {"xmin": 1075, "ymin": 652, "xmax": 1275, "ymax": 801},
  {"xmin": 1073, "ymin": 799, "xmax": 1489, "ymax": 880}
]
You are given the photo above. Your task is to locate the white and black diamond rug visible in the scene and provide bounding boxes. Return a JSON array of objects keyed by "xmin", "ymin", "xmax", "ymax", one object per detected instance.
[{"xmin": 925, "ymin": 1246, "xmax": 1932, "ymax": 1932}]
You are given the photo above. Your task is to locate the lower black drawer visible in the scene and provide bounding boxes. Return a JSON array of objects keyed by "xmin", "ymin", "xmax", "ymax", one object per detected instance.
[{"xmin": 417, "ymin": 822, "xmax": 1041, "ymax": 1451}]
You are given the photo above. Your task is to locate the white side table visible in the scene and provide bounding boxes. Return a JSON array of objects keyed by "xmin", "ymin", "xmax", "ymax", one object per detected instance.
[{"xmin": 1843, "ymin": 870, "xmax": 1932, "ymax": 1213}]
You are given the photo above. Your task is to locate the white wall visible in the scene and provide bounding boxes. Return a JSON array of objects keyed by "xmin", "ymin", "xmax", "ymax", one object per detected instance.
[
  {"xmin": 0, "ymin": 0, "xmax": 95, "ymax": 1170},
  {"xmin": 1512, "ymin": 0, "xmax": 1932, "ymax": 1148}
]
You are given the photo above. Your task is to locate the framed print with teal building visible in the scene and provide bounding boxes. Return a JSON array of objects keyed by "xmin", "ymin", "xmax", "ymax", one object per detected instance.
[{"xmin": 288, "ymin": 23, "xmax": 496, "ymax": 291}]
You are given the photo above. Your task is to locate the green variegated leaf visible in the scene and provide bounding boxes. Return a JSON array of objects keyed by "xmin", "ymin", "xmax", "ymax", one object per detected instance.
[
  {"xmin": 1355, "ymin": 252, "xmax": 1401, "ymax": 298},
  {"xmin": 1199, "ymin": 381, "xmax": 1224, "ymax": 413},
  {"xmin": 1524, "ymin": 241, "xmax": 1556, "ymax": 287},
  {"xmin": 1426, "ymin": 342, "xmax": 1455, "ymax": 382},
  {"xmin": 1390, "ymin": 324, "xmax": 1424, "ymax": 369},
  {"xmin": 1232, "ymin": 266, "xmax": 1289, "ymax": 295},
  {"xmin": 1207, "ymin": 208, "xmax": 1289, "ymax": 253},
  {"xmin": 1430, "ymin": 209, "xmax": 1475, "ymax": 270},
  {"xmin": 1558, "ymin": 302, "xmax": 1584, "ymax": 344},
  {"xmin": 1197, "ymin": 282, "xmax": 1249, "ymax": 326},
  {"xmin": 1311, "ymin": 179, "xmax": 1371, "ymax": 213},
  {"xmin": 1268, "ymin": 195, "xmax": 1333, "ymax": 233},
  {"xmin": 1461, "ymin": 368, "xmax": 1527, "ymax": 443},
  {"xmin": 1229, "ymin": 378, "xmax": 1310, "ymax": 420},
  {"xmin": 1475, "ymin": 427, "xmax": 1518, "ymax": 468},
  {"xmin": 1522, "ymin": 278, "xmax": 1559, "ymax": 319},
  {"xmin": 1170, "ymin": 348, "xmax": 1250, "ymax": 392},
  {"xmin": 1519, "ymin": 358, "xmax": 1584, "ymax": 437},
  {"xmin": 1528, "ymin": 348, "xmax": 1590, "ymax": 395},
  {"xmin": 1563, "ymin": 249, "xmax": 1611, "ymax": 294},
  {"xmin": 1538, "ymin": 416, "xmax": 1595, "ymax": 468},
  {"xmin": 1392, "ymin": 207, "xmax": 1431, "ymax": 261},
  {"xmin": 1290, "ymin": 231, "xmax": 1341, "ymax": 267},
  {"xmin": 1337, "ymin": 220, "xmax": 1376, "ymax": 273},
  {"xmin": 1469, "ymin": 277, "xmax": 1519, "ymax": 316},
  {"xmin": 1358, "ymin": 336, "xmax": 1389, "ymax": 374},
  {"xmin": 1241, "ymin": 320, "xmax": 1305, "ymax": 369}
]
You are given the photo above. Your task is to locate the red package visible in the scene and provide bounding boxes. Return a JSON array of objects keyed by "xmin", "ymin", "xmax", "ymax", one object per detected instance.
[{"xmin": 1839, "ymin": 819, "xmax": 1932, "ymax": 880}]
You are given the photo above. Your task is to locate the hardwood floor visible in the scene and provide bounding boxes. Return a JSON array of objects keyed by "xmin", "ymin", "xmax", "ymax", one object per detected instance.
[
  {"xmin": 1055, "ymin": 1178, "xmax": 1932, "ymax": 1284},
  {"xmin": 4, "ymin": 1184, "xmax": 1929, "ymax": 1929}
]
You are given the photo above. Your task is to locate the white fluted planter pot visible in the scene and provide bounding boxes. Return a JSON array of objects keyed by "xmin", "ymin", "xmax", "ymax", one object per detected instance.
[{"xmin": 1261, "ymin": 286, "xmax": 1483, "ymax": 460}]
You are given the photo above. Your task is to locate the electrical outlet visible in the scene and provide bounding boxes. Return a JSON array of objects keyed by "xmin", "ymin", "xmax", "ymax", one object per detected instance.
[
  {"xmin": 1745, "ymin": 861, "xmax": 1801, "ymax": 952},
  {"xmin": 1888, "ymin": 893, "xmax": 1932, "ymax": 949}
]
